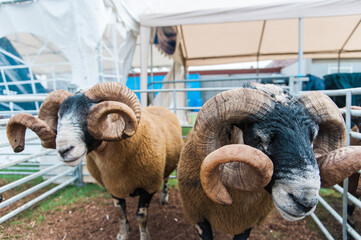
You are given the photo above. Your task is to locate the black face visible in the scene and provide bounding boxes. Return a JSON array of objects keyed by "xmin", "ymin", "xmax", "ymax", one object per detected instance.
[
  {"xmin": 58, "ymin": 93, "xmax": 102, "ymax": 153},
  {"xmin": 240, "ymin": 101, "xmax": 319, "ymax": 192}
]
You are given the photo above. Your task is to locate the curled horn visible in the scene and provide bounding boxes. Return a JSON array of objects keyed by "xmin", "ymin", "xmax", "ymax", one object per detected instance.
[
  {"xmin": 200, "ymin": 144, "xmax": 273, "ymax": 205},
  {"xmin": 196, "ymin": 88, "xmax": 275, "ymax": 205},
  {"xmin": 6, "ymin": 90, "xmax": 72, "ymax": 152},
  {"xmin": 7, "ymin": 113, "xmax": 56, "ymax": 152},
  {"xmin": 84, "ymin": 82, "xmax": 141, "ymax": 141},
  {"xmin": 297, "ymin": 91, "xmax": 346, "ymax": 158},
  {"xmin": 317, "ymin": 146, "xmax": 361, "ymax": 187},
  {"xmin": 297, "ymin": 92, "xmax": 361, "ymax": 187}
]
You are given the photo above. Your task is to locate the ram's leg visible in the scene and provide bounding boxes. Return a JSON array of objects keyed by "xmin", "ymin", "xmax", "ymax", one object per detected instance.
[
  {"xmin": 137, "ymin": 189, "xmax": 154, "ymax": 240},
  {"xmin": 195, "ymin": 220, "xmax": 213, "ymax": 240},
  {"xmin": 160, "ymin": 178, "xmax": 169, "ymax": 205},
  {"xmin": 113, "ymin": 196, "xmax": 130, "ymax": 240},
  {"xmin": 233, "ymin": 228, "xmax": 252, "ymax": 240}
]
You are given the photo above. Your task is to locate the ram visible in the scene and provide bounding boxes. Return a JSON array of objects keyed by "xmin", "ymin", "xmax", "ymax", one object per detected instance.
[
  {"xmin": 6, "ymin": 82, "xmax": 183, "ymax": 240},
  {"xmin": 178, "ymin": 84, "xmax": 361, "ymax": 239}
]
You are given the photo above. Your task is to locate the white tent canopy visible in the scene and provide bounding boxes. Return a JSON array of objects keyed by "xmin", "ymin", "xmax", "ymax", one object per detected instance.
[
  {"xmin": 1, "ymin": 0, "xmax": 361, "ymax": 95},
  {"xmin": 117, "ymin": 0, "xmax": 361, "ymax": 106},
  {"xmin": 0, "ymin": 0, "xmax": 138, "ymax": 88}
]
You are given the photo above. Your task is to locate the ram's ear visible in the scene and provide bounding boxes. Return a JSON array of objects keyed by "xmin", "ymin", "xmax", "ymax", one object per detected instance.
[
  {"xmin": 200, "ymin": 144, "xmax": 273, "ymax": 205},
  {"xmin": 318, "ymin": 146, "xmax": 361, "ymax": 187},
  {"xmin": 87, "ymin": 101, "xmax": 138, "ymax": 141}
]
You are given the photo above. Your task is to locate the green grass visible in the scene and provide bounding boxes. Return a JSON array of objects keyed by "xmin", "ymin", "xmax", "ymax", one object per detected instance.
[
  {"xmin": 0, "ymin": 174, "xmax": 25, "ymax": 183},
  {"xmin": 2, "ymin": 180, "xmax": 108, "ymax": 227},
  {"xmin": 182, "ymin": 127, "xmax": 192, "ymax": 137}
]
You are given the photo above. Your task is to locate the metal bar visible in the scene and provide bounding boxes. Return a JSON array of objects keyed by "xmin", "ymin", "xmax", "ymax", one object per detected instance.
[
  {"xmin": 310, "ymin": 213, "xmax": 335, "ymax": 240},
  {"xmin": 0, "ymin": 48, "xmax": 27, "ymax": 65},
  {"xmin": 333, "ymin": 184, "xmax": 361, "ymax": 209},
  {"xmin": 173, "ymin": 89, "xmax": 177, "ymax": 113},
  {"xmin": 0, "ymin": 153, "xmax": 56, "ymax": 156},
  {"xmin": 0, "ymin": 79, "xmax": 44, "ymax": 86},
  {"xmin": 147, "ymin": 76, "xmax": 291, "ymax": 87},
  {"xmin": 5, "ymin": 167, "xmax": 39, "ymax": 171},
  {"xmin": 0, "ymin": 118, "xmax": 9, "ymax": 124},
  {"xmin": 173, "ymin": 107, "xmax": 201, "ymax": 111},
  {"xmin": 0, "ymin": 95, "xmax": 47, "ymax": 102},
  {"xmin": 140, "ymin": 26, "xmax": 151, "ymax": 108},
  {"xmin": 298, "ymin": 18, "xmax": 303, "ymax": 77},
  {"xmin": 0, "ymin": 0, "xmax": 35, "ymax": 5},
  {"xmin": 0, "ymin": 110, "xmax": 38, "ymax": 116},
  {"xmin": 133, "ymin": 87, "xmax": 237, "ymax": 94},
  {"xmin": 0, "ymin": 149, "xmax": 54, "ymax": 170},
  {"xmin": 342, "ymin": 92, "xmax": 352, "ymax": 240},
  {"xmin": 0, "ymin": 110, "xmax": 38, "ymax": 115},
  {"xmin": 0, "ymin": 162, "xmax": 65, "ymax": 194},
  {"xmin": 0, "ymin": 62, "xmax": 69, "ymax": 70},
  {"xmin": 0, "ymin": 171, "xmax": 39, "ymax": 175},
  {"xmin": 0, "ymin": 172, "xmax": 73, "ymax": 176},
  {"xmin": 299, "ymin": 87, "xmax": 361, "ymax": 97},
  {"xmin": 339, "ymin": 109, "xmax": 361, "ymax": 117},
  {"xmin": 351, "ymin": 131, "xmax": 361, "ymax": 140},
  {"xmin": 73, "ymin": 164, "xmax": 83, "ymax": 187},
  {"xmin": 318, "ymin": 196, "xmax": 361, "ymax": 239},
  {"xmin": 0, "ymin": 177, "xmax": 76, "ymax": 224},
  {"xmin": 0, "ymin": 168, "xmax": 74, "ymax": 210},
  {"xmin": 0, "ymin": 136, "xmax": 38, "ymax": 148}
]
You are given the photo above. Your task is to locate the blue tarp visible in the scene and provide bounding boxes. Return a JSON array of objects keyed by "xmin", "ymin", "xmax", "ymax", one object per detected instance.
[
  {"xmin": 324, "ymin": 73, "xmax": 361, "ymax": 107},
  {"xmin": 0, "ymin": 37, "xmax": 48, "ymax": 111},
  {"xmin": 126, "ymin": 73, "xmax": 203, "ymax": 110}
]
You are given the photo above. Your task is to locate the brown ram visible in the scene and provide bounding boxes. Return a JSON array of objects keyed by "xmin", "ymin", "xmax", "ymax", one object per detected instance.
[
  {"xmin": 6, "ymin": 82, "xmax": 183, "ymax": 240},
  {"xmin": 178, "ymin": 84, "xmax": 361, "ymax": 239}
]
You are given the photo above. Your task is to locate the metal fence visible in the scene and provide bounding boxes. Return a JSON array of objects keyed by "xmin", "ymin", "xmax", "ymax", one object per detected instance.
[
  {"xmin": 0, "ymin": 77, "xmax": 360, "ymax": 240},
  {"xmin": 305, "ymin": 87, "xmax": 361, "ymax": 240},
  {"xmin": 0, "ymin": 110, "xmax": 82, "ymax": 224}
]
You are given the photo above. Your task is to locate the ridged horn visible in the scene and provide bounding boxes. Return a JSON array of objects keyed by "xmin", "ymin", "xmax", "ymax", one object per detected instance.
[
  {"xmin": 317, "ymin": 146, "xmax": 361, "ymax": 187},
  {"xmin": 7, "ymin": 113, "xmax": 56, "ymax": 152},
  {"xmin": 6, "ymin": 89, "xmax": 72, "ymax": 152},
  {"xmin": 84, "ymin": 82, "xmax": 141, "ymax": 123},
  {"xmin": 87, "ymin": 101, "xmax": 137, "ymax": 141},
  {"xmin": 297, "ymin": 91, "xmax": 346, "ymax": 158},
  {"xmin": 195, "ymin": 88, "xmax": 275, "ymax": 204},
  {"xmin": 200, "ymin": 144, "xmax": 273, "ymax": 205},
  {"xmin": 38, "ymin": 89, "xmax": 73, "ymax": 133},
  {"xmin": 194, "ymin": 88, "xmax": 274, "ymax": 159},
  {"xmin": 84, "ymin": 82, "xmax": 141, "ymax": 141}
]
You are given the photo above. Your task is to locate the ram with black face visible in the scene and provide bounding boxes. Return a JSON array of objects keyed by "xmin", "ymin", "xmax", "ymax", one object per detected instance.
[
  {"xmin": 178, "ymin": 83, "xmax": 361, "ymax": 239},
  {"xmin": 7, "ymin": 82, "xmax": 184, "ymax": 240}
]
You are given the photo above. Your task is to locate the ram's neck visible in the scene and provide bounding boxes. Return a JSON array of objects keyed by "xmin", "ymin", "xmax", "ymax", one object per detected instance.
[{"xmin": 89, "ymin": 114, "xmax": 154, "ymax": 168}]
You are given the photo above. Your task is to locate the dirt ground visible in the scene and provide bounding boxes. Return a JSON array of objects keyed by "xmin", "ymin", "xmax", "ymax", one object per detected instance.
[{"xmin": 1, "ymin": 188, "xmax": 332, "ymax": 240}]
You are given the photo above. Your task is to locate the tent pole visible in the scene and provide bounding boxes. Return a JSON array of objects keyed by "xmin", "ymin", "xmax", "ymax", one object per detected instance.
[
  {"xmin": 256, "ymin": 20, "xmax": 266, "ymax": 80},
  {"xmin": 298, "ymin": 17, "xmax": 303, "ymax": 77},
  {"xmin": 140, "ymin": 26, "xmax": 151, "ymax": 108}
]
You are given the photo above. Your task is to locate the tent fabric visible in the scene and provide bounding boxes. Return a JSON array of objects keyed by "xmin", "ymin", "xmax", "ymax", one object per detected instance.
[
  {"xmin": 2, "ymin": 0, "xmax": 361, "ymax": 93},
  {"xmin": 136, "ymin": 0, "xmax": 361, "ymax": 27},
  {"xmin": 131, "ymin": 0, "xmax": 361, "ymax": 105},
  {"xmin": 0, "ymin": 0, "xmax": 138, "ymax": 89},
  {"xmin": 178, "ymin": 15, "xmax": 361, "ymax": 66}
]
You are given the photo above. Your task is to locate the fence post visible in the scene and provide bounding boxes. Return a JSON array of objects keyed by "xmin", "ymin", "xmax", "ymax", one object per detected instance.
[
  {"xmin": 289, "ymin": 76, "xmax": 295, "ymax": 95},
  {"xmin": 73, "ymin": 164, "xmax": 84, "ymax": 186}
]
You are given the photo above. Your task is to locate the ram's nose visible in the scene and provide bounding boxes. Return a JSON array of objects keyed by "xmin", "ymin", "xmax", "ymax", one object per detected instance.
[
  {"xmin": 58, "ymin": 146, "xmax": 74, "ymax": 158},
  {"xmin": 289, "ymin": 192, "xmax": 318, "ymax": 213}
]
